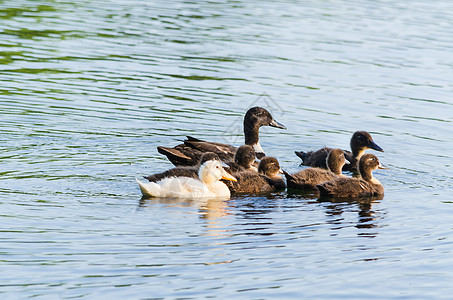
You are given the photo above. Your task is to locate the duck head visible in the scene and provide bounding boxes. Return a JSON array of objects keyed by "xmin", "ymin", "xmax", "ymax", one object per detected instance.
[
  {"xmin": 234, "ymin": 145, "xmax": 256, "ymax": 169},
  {"xmin": 258, "ymin": 156, "xmax": 283, "ymax": 177},
  {"xmin": 326, "ymin": 148, "xmax": 347, "ymax": 175},
  {"xmin": 198, "ymin": 152, "xmax": 221, "ymax": 165},
  {"xmin": 243, "ymin": 107, "xmax": 286, "ymax": 159},
  {"xmin": 358, "ymin": 153, "xmax": 386, "ymax": 182},
  {"xmin": 199, "ymin": 160, "xmax": 237, "ymax": 185},
  {"xmin": 350, "ymin": 131, "xmax": 383, "ymax": 157},
  {"xmin": 244, "ymin": 106, "xmax": 286, "ymax": 130}
]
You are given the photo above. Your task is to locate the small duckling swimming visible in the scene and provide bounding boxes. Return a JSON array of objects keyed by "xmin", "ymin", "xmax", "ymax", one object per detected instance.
[
  {"xmin": 316, "ymin": 153, "xmax": 386, "ymax": 198},
  {"xmin": 225, "ymin": 145, "xmax": 257, "ymax": 173},
  {"xmin": 144, "ymin": 152, "xmax": 220, "ymax": 182},
  {"xmin": 295, "ymin": 131, "xmax": 383, "ymax": 172},
  {"xmin": 284, "ymin": 148, "xmax": 347, "ymax": 191},
  {"xmin": 157, "ymin": 106, "xmax": 286, "ymax": 166},
  {"xmin": 224, "ymin": 156, "xmax": 285, "ymax": 194},
  {"xmin": 136, "ymin": 160, "xmax": 237, "ymax": 199}
]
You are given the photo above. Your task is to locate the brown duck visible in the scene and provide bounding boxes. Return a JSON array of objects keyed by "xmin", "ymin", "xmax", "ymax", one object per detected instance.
[
  {"xmin": 144, "ymin": 152, "xmax": 220, "ymax": 182},
  {"xmin": 157, "ymin": 107, "xmax": 286, "ymax": 166},
  {"xmin": 295, "ymin": 131, "xmax": 383, "ymax": 172},
  {"xmin": 224, "ymin": 156, "xmax": 285, "ymax": 194},
  {"xmin": 225, "ymin": 145, "xmax": 258, "ymax": 173},
  {"xmin": 316, "ymin": 153, "xmax": 386, "ymax": 198},
  {"xmin": 284, "ymin": 148, "xmax": 347, "ymax": 191}
]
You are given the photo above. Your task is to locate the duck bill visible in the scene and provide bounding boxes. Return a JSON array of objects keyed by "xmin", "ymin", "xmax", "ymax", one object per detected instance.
[
  {"xmin": 368, "ymin": 140, "xmax": 384, "ymax": 152},
  {"xmin": 269, "ymin": 119, "xmax": 287, "ymax": 130},
  {"xmin": 278, "ymin": 168, "xmax": 284, "ymax": 174},
  {"xmin": 222, "ymin": 171, "xmax": 237, "ymax": 182},
  {"xmin": 378, "ymin": 163, "xmax": 389, "ymax": 170}
]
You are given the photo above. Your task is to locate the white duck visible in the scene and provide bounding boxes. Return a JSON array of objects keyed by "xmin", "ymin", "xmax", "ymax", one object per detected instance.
[{"xmin": 136, "ymin": 160, "xmax": 237, "ymax": 199}]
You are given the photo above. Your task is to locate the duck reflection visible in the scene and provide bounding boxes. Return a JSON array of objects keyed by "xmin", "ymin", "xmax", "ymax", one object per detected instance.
[
  {"xmin": 138, "ymin": 196, "xmax": 231, "ymax": 237},
  {"xmin": 138, "ymin": 196, "xmax": 230, "ymax": 219},
  {"xmin": 318, "ymin": 195, "xmax": 384, "ymax": 237},
  {"xmin": 225, "ymin": 193, "xmax": 287, "ymax": 236}
]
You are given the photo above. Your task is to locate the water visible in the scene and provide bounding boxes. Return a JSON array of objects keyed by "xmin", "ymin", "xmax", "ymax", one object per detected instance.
[{"xmin": 1, "ymin": 0, "xmax": 452, "ymax": 298}]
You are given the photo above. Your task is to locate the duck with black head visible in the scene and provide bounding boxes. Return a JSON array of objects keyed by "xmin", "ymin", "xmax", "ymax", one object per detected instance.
[
  {"xmin": 295, "ymin": 131, "xmax": 383, "ymax": 172},
  {"xmin": 157, "ymin": 106, "xmax": 286, "ymax": 166},
  {"xmin": 316, "ymin": 153, "xmax": 387, "ymax": 198},
  {"xmin": 284, "ymin": 148, "xmax": 347, "ymax": 191},
  {"xmin": 224, "ymin": 156, "xmax": 285, "ymax": 194},
  {"xmin": 144, "ymin": 152, "xmax": 220, "ymax": 182}
]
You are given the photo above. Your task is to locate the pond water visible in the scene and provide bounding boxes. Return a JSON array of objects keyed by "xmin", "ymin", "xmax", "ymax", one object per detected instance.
[{"xmin": 1, "ymin": 0, "xmax": 453, "ymax": 298}]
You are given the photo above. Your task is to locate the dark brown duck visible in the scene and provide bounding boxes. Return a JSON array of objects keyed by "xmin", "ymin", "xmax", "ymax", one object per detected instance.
[
  {"xmin": 225, "ymin": 145, "xmax": 257, "ymax": 173},
  {"xmin": 284, "ymin": 148, "xmax": 347, "ymax": 191},
  {"xmin": 224, "ymin": 156, "xmax": 285, "ymax": 194},
  {"xmin": 295, "ymin": 131, "xmax": 383, "ymax": 172},
  {"xmin": 144, "ymin": 152, "xmax": 220, "ymax": 182},
  {"xmin": 157, "ymin": 107, "xmax": 286, "ymax": 166},
  {"xmin": 316, "ymin": 153, "xmax": 386, "ymax": 198}
]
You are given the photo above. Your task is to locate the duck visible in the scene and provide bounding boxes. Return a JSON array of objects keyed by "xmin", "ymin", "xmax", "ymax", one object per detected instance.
[
  {"xmin": 144, "ymin": 152, "xmax": 220, "ymax": 182},
  {"xmin": 225, "ymin": 144, "xmax": 257, "ymax": 173},
  {"xmin": 284, "ymin": 148, "xmax": 347, "ymax": 191},
  {"xmin": 224, "ymin": 156, "xmax": 285, "ymax": 194},
  {"xmin": 295, "ymin": 131, "xmax": 383, "ymax": 172},
  {"xmin": 157, "ymin": 106, "xmax": 286, "ymax": 166},
  {"xmin": 136, "ymin": 160, "xmax": 237, "ymax": 199},
  {"xmin": 316, "ymin": 153, "xmax": 387, "ymax": 198}
]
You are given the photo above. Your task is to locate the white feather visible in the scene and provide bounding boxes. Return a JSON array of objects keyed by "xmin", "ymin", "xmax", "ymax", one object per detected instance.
[{"xmin": 136, "ymin": 161, "xmax": 233, "ymax": 199}]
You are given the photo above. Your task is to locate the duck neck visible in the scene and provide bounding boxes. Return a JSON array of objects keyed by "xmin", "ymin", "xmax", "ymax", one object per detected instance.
[
  {"xmin": 244, "ymin": 120, "xmax": 260, "ymax": 146},
  {"xmin": 351, "ymin": 148, "xmax": 365, "ymax": 165},
  {"xmin": 358, "ymin": 165, "xmax": 373, "ymax": 183},
  {"xmin": 244, "ymin": 121, "xmax": 265, "ymax": 158},
  {"xmin": 199, "ymin": 168, "xmax": 217, "ymax": 185},
  {"xmin": 328, "ymin": 164, "xmax": 342, "ymax": 176}
]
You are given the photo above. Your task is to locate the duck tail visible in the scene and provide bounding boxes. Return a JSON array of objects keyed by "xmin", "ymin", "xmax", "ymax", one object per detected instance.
[
  {"xmin": 185, "ymin": 136, "xmax": 204, "ymax": 142},
  {"xmin": 282, "ymin": 170, "xmax": 295, "ymax": 182},
  {"xmin": 295, "ymin": 151, "xmax": 307, "ymax": 162},
  {"xmin": 315, "ymin": 183, "xmax": 332, "ymax": 198},
  {"xmin": 136, "ymin": 178, "xmax": 160, "ymax": 197},
  {"xmin": 157, "ymin": 146, "xmax": 194, "ymax": 166},
  {"xmin": 144, "ymin": 175, "xmax": 158, "ymax": 182}
]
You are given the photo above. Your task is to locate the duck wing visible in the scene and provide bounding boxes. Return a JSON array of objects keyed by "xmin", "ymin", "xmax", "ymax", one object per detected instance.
[
  {"xmin": 284, "ymin": 168, "xmax": 335, "ymax": 190},
  {"xmin": 183, "ymin": 136, "xmax": 236, "ymax": 162},
  {"xmin": 223, "ymin": 171, "xmax": 271, "ymax": 194},
  {"xmin": 144, "ymin": 166, "xmax": 199, "ymax": 182},
  {"xmin": 157, "ymin": 145, "xmax": 202, "ymax": 167},
  {"xmin": 158, "ymin": 136, "xmax": 236, "ymax": 166},
  {"xmin": 261, "ymin": 175, "xmax": 286, "ymax": 190},
  {"xmin": 295, "ymin": 147, "xmax": 332, "ymax": 168},
  {"xmin": 317, "ymin": 178, "xmax": 373, "ymax": 198}
]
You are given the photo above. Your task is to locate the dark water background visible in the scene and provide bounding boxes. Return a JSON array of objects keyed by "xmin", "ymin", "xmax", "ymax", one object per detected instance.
[{"xmin": 1, "ymin": 0, "xmax": 452, "ymax": 298}]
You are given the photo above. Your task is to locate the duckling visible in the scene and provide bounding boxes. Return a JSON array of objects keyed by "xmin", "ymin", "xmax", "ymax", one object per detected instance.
[
  {"xmin": 157, "ymin": 106, "xmax": 286, "ymax": 166},
  {"xmin": 224, "ymin": 156, "xmax": 285, "ymax": 194},
  {"xmin": 316, "ymin": 153, "xmax": 386, "ymax": 198},
  {"xmin": 284, "ymin": 148, "xmax": 347, "ymax": 191},
  {"xmin": 258, "ymin": 156, "xmax": 286, "ymax": 190},
  {"xmin": 295, "ymin": 131, "xmax": 383, "ymax": 172},
  {"xmin": 225, "ymin": 144, "xmax": 257, "ymax": 173},
  {"xmin": 136, "ymin": 160, "xmax": 237, "ymax": 199},
  {"xmin": 144, "ymin": 152, "xmax": 220, "ymax": 182}
]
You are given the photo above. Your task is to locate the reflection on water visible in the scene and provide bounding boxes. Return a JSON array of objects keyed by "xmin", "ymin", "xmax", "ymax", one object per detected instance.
[
  {"xmin": 138, "ymin": 197, "xmax": 230, "ymax": 220},
  {"xmin": 139, "ymin": 196, "xmax": 231, "ymax": 238},
  {"xmin": 319, "ymin": 197, "xmax": 383, "ymax": 237}
]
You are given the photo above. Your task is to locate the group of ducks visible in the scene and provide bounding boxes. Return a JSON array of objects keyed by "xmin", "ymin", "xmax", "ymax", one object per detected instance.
[{"xmin": 136, "ymin": 107, "xmax": 387, "ymax": 199}]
